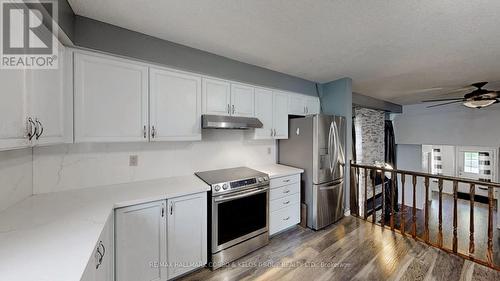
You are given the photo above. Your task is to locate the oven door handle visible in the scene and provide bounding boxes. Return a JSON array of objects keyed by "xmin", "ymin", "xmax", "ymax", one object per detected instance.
[{"xmin": 214, "ymin": 187, "xmax": 268, "ymax": 203}]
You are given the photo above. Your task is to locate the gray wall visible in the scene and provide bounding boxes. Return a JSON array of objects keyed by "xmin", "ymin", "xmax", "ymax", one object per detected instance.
[
  {"xmin": 320, "ymin": 78, "xmax": 353, "ymax": 212},
  {"xmin": 353, "ymin": 92, "xmax": 402, "ymax": 113}
]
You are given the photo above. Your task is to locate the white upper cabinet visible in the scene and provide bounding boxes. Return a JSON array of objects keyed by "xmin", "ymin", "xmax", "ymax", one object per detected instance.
[
  {"xmin": 254, "ymin": 89, "xmax": 289, "ymax": 140},
  {"xmin": 230, "ymin": 83, "xmax": 255, "ymax": 117},
  {"xmin": 202, "ymin": 79, "xmax": 255, "ymax": 117},
  {"xmin": 167, "ymin": 193, "xmax": 207, "ymax": 279},
  {"xmin": 28, "ymin": 42, "xmax": 70, "ymax": 146},
  {"xmin": 202, "ymin": 78, "xmax": 231, "ymax": 115},
  {"xmin": 254, "ymin": 88, "xmax": 274, "ymax": 139},
  {"xmin": 0, "ymin": 38, "xmax": 70, "ymax": 151},
  {"xmin": 288, "ymin": 94, "xmax": 307, "ymax": 116},
  {"xmin": 288, "ymin": 94, "xmax": 320, "ymax": 115},
  {"xmin": 150, "ymin": 68, "xmax": 202, "ymax": 141},
  {"xmin": 74, "ymin": 52, "xmax": 149, "ymax": 143},
  {"xmin": 0, "ymin": 67, "xmax": 30, "ymax": 150},
  {"xmin": 306, "ymin": 96, "xmax": 321, "ymax": 114},
  {"xmin": 273, "ymin": 92, "xmax": 289, "ymax": 139},
  {"xmin": 115, "ymin": 200, "xmax": 167, "ymax": 281}
]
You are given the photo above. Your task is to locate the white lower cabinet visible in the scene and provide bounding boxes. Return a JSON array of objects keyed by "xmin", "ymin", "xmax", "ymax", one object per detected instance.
[
  {"xmin": 167, "ymin": 193, "xmax": 207, "ymax": 279},
  {"xmin": 114, "ymin": 192, "xmax": 207, "ymax": 281},
  {"xmin": 115, "ymin": 200, "xmax": 167, "ymax": 281},
  {"xmin": 269, "ymin": 174, "xmax": 301, "ymax": 235},
  {"xmin": 81, "ymin": 213, "xmax": 114, "ymax": 281}
]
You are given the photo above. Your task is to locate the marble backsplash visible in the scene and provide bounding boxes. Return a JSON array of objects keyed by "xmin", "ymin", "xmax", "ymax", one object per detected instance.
[
  {"xmin": 33, "ymin": 130, "xmax": 276, "ymax": 194},
  {"xmin": 0, "ymin": 148, "xmax": 33, "ymax": 212}
]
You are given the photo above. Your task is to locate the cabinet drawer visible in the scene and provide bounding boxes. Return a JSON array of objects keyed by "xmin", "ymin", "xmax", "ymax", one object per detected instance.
[
  {"xmin": 270, "ymin": 193, "xmax": 300, "ymax": 212},
  {"xmin": 270, "ymin": 174, "xmax": 300, "ymax": 189},
  {"xmin": 270, "ymin": 182, "xmax": 300, "ymax": 200},
  {"xmin": 270, "ymin": 203, "xmax": 300, "ymax": 235}
]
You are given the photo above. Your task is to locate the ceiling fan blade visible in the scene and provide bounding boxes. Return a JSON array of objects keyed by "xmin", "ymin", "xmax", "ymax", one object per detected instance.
[
  {"xmin": 421, "ymin": 97, "xmax": 464, "ymax": 103},
  {"xmin": 426, "ymin": 100, "xmax": 463, "ymax": 108}
]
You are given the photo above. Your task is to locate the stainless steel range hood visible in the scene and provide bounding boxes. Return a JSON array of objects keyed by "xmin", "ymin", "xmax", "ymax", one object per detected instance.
[{"xmin": 202, "ymin": 115, "xmax": 263, "ymax": 129}]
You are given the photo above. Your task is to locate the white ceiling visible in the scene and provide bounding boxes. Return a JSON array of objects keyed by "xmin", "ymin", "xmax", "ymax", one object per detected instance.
[{"xmin": 68, "ymin": 0, "xmax": 500, "ymax": 104}]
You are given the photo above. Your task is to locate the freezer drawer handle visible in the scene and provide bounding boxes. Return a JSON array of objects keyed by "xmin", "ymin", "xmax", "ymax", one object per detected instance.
[{"xmin": 283, "ymin": 189, "xmax": 290, "ymax": 194}]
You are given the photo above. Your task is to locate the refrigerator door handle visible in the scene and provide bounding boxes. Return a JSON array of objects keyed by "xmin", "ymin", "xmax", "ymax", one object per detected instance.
[
  {"xmin": 332, "ymin": 121, "xmax": 340, "ymax": 175},
  {"xmin": 328, "ymin": 122, "xmax": 334, "ymax": 173}
]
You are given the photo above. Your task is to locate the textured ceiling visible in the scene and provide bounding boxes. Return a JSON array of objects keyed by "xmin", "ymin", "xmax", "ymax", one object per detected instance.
[{"xmin": 68, "ymin": 0, "xmax": 500, "ymax": 104}]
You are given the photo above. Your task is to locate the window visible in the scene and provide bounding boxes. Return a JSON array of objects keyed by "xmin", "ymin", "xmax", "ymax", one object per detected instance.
[{"xmin": 463, "ymin": 152, "xmax": 479, "ymax": 174}]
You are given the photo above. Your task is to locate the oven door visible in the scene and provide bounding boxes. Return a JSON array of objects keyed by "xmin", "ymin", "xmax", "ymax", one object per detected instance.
[{"xmin": 212, "ymin": 186, "xmax": 269, "ymax": 253}]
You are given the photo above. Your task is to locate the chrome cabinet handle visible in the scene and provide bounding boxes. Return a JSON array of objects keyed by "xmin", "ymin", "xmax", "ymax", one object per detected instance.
[
  {"xmin": 283, "ymin": 216, "xmax": 290, "ymax": 221},
  {"xmin": 274, "ymin": 129, "xmax": 277, "ymax": 137},
  {"xmin": 283, "ymin": 179, "xmax": 290, "ymax": 183},
  {"xmin": 232, "ymin": 104, "xmax": 235, "ymax": 114},
  {"xmin": 283, "ymin": 189, "xmax": 290, "ymax": 194},
  {"xmin": 151, "ymin": 126, "xmax": 156, "ymax": 138},
  {"xmin": 227, "ymin": 104, "xmax": 230, "ymax": 114},
  {"xmin": 270, "ymin": 128, "xmax": 273, "ymax": 137},
  {"xmin": 283, "ymin": 200, "xmax": 290, "ymax": 205},
  {"xmin": 27, "ymin": 117, "xmax": 37, "ymax": 141},
  {"xmin": 143, "ymin": 125, "xmax": 147, "ymax": 139},
  {"xmin": 35, "ymin": 119, "xmax": 43, "ymax": 140}
]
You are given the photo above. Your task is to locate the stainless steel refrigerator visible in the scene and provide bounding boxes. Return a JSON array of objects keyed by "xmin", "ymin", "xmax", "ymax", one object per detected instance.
[{"xmin": 278, "ymin": 114, "xmax": 346, "ymax": 230}]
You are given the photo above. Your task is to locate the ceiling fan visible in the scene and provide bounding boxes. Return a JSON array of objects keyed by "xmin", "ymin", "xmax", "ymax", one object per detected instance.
[{"xmin": 421, "ymin": 82, "xmax": 500, "ymax": 108}]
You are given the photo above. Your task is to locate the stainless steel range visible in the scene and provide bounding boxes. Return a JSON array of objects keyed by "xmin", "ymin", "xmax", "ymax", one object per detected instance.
[{"xmin": 195, "ymin": 167, "xmax": 270, "ymax": 269}]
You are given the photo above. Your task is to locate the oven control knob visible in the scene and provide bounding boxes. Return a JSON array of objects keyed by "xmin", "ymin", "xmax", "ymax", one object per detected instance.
[
  {"xmin": 263, "ymin": 176, "xmax": 269, "ymax": 181},
  {"xmin": 222, "ymin": 183, "xmax": 229, "ymax": 190},
  {"xmin": 214, "ymin": 185, "xmax": 221, "ymax": 192},
  {"xmin": 258, "ymin": 177, "xmax": 263, "ymax": 183}
]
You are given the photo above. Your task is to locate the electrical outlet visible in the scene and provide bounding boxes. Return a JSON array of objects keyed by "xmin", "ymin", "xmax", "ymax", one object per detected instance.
[{"xmin": 129, "ymin": 155, "xmax": 138, "ymax": 166}]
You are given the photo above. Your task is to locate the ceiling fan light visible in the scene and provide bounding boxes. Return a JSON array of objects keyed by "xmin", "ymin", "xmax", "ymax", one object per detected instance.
[{"xmin": 463, "ymin": 99, "xmax": 496, "ymax": 108}]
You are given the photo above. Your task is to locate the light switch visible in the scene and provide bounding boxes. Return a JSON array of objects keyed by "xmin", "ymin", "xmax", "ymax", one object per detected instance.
[{"xmin": 129, "ymin": 155, "xmax": 138, "ymax": 166}]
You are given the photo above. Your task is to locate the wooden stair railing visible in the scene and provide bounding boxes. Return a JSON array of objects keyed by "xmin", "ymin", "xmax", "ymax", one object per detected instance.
[{"xmin": 350, "ymin": 162, "xmax": 500, "ymax": 270}]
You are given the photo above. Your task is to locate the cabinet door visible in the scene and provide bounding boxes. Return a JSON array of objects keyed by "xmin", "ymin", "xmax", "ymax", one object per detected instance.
[
  {"xmin": 231, "ymin": 83, "xmax": 255, "ymax": 117},
  {"xmin": 273, "ymin": 92, "xmax": 289, "ymax": 139},
  {"xmin": 150, "ymin": 68, "xmax": 202, "ymax": 141},
  {"xmin": 167, "ymin": 192, "xmax": 207, "ymax": 279},
  {"xmin": 115, "ymin": 200, "xmax": 167, "ymax": 281},
  {"xmin": 306, "ymin": 97, "xmax": 320, "ymax": 115},
  {"xmin": 202, "ymin": 78, "xmax": 231, "ymax": 116},
  {"xmin": 74, "ymin": 52, "xmax": 149, "ymax": 143},
  {"xmin": 28, "ymin": 42, "xmax": 68, "ymax": 146},
  {"xmin": 0, "ymin": 67, "xmax": 30, "ymax": 150},
  {"xmin": 95, "ymin": 213, "xmax": 114, "ymax": 281},
  {"xmin": 254, "ymin": 88, "xmax": 274, "ymax": 139},
  {"xmin": 288, "ymin": 95, "xmax": 306, "ymax": 116}
]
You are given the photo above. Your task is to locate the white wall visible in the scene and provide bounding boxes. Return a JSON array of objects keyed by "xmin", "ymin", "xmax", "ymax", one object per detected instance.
[
  {"xmin": 397, "ymin": 144, "xmax": 425, "ymax": 209},
  {"xmin": 394, "ymin": 103, "xmax": 500, "ymax": 147},
  {"xmin": 0, "ymin": 148, "xmax": 33, "ymax": 211},
  {"xmin": 33, "ymin": 130, "xmax": 275, "ymax": 194}
]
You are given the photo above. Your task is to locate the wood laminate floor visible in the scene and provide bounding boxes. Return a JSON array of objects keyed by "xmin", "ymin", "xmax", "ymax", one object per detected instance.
[{"xmin": 179, "ymin": 216, "xmax": 500, "ymax": 281}]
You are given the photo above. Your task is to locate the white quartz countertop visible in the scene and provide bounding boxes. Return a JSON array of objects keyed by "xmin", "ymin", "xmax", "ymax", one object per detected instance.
[
  {"xmin": 0, "ymin": 175, "xmax": 210, "ymax": 281},
  {"xmin": 252, "ymin": 164, "xmax": 304, "ymax": 179}
]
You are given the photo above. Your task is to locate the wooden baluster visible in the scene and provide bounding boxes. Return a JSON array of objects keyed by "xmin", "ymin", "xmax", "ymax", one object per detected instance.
[
  {"xmin": 452, "ymin": 180, "xmax": 458, "ymax": 253},
  {"xmin": 424, "ymin": 177, "xmax": 429, "ymax": 243},
  {"xmin": 438, "ymin": 178, "xmax": 443, "ymax": 248},
  {"xmin": 412, "ymin": 175, "xmax": 417, "ymax": 238},
  {"xmin": 390, "ymin": 171, "xmax": 395, "ymax": 230},
  {"xmin": 364, "ymin": 168, "xmax": 368, "ymax": 220},
  {"xmin": 469, "ymin": 184, "xmax": 475, "ymax": 257},
  {"xmin": 486, "ymin": 186, "xmax": 494, "ymax": 266},
  {"xmin": 356, "ymin": 167, "xmax": 360, "ymax": 216},
  {"xmin": 381, "ymin": 170, "xmax": 385, "ymax": 227},
  {"xmin": 372, "ymin": 169, "xmax": 376, "ymax": 224},
  {"xmin": 400, "ymin": 173, "xmax": 406, "ymax": 236}
]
